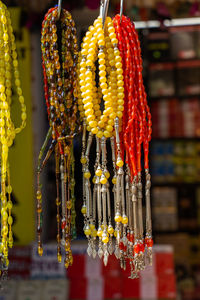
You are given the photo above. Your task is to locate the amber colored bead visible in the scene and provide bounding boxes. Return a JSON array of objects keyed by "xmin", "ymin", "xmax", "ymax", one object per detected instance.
[{"xmin": 38, "ymin": 246, "xmax": 43, "ymax": 256}]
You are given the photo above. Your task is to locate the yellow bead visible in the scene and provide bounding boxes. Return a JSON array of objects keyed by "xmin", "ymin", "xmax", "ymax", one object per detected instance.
[
  {"xmin": 118, "ymin": 86, "xmax": 124, "ymax": 93},
  {"xmin": 102, "ymin": 235, "xmax": 109, "ymax": 244},
  {"xmin": 108, "ymin": 53, "xmax": 115, "ymax": 61},
  {"xmin": 108, "ymin": 26, "xmax": 115, "ymax": 33},
  {"xmin": 57, "ymin": 253, "xmax": 62, "ymax": 263},
  {"xmin": 85, "ymin": 108, "xmax": 94, "ymax": 116},
  {"xmin": 99, "ymin": 64, "xmax": 106, "ymax": 71},
  {"xmin": 118, "ymin": 105, "xmax": 124, "ymax": 112},
  {"xmin": 1, "ymin": 15, "xmax": 7, "ymax": 24},
  {"xmin": 98, "ymin": 52, "xmax": 105, "ymax": 59},
  {"xmin": 21, "ymin": 112, "xmax": 27, "ymax": 120},
  {"xmin": 115, "ymin": 214, "xmax": 122, "ymax": 223},
  {"xmin": 90, "ymin": 224, "xmax": 95, "ymax": 230},
  {"xmin": 99, "ymin": 70, "xmax": 106, "ymax": 77},
  {"xmin": 111, "ymin": 38, "xmax": 118, "ymax": 44},
  {"xmin": 66, "ymin": 201, "xmax": 72, "ymax": 209},
  {"xmin": 8, "ymin": 216, "xmax": 13, "ymax": 225},
  {"xmin": 108, "ymin": 119, "xmax": 114, "ymax": 126},
  {"xmin": 109, "ymin": 32, "xmax": 116, "ymax": 40},
  {"xmin": 87, "ymin": 59, "xmax": 93, "ymax": 66},
  {"xmin": 122, "ymin": 215, "xmax": 128, "ymax": 225},
  {"xmin": 3, "ymin": 33, "xmax": 9, "ymax": 41},
  {"xmin": 110, "ymin": 112, "xmax": 117, "ymax": 119},
  {"xmin": 97, "ymin": 228, "xmax": 103, "ymax": 237},
  {"xmin": 100, "ymin": 115, "xmax": 107, "ymax": 123},
  {"xmin": 84, "ymin": 171, "xmax": 91, "ymax": 179},
  {"xmin": 106, "ymin": 125, "xmax": 113, "ymax": 132},
  {"xmin": 106, "ymin": 17, "xmax": 112, "ymax": 23},
  {"xmin": 114, "ymin": 49, "xmax": 120, "ymax": 56},
  {"xmin": 104, "ymin": 107, "xmax": 113, "ymax": 115},
  {"xmin": 104, "ymin": 130, "xmax": 111, "ymax": 138},
  {"xmin": 0, "ymin": 84, "xmax": 5, "ymax": 93},
  {"xmin": 102, "ymin": 88, "xmax": 108, "ymax": 96},
  {"xmin": 84, "ymin": 102, "xmax": 93, "ymax": 110},
  {"xmin": 36, "ymin": 191, "xmax": 42, "ymax": 200},
  {"xmin": 116, "ymin": 111, "xmax": 123, "ymax": 118},
  {"xmin": 2, "ymin": 211, "xmax": 8, "ymax": 220},
  {"xmin": 87, "ymin": 115, "xmax": 95, "ymax": 122},
  {"xmin": 81, "ymin": 48, "xmax": 87, "ymax": 55},
  {"xmin": 108, "ymin": 226, "xmax": 114, "ymax": 235},
  {"xmin": 97, "ymin": 131, "xmax": 103, "ymax": 138},
  {"xmin": 80, "ymin": 156, "xmax": 87, "ymax": 164},
  {"xmin": 112, "ymin": 176, "xmax": 117, "ymax": 184},
  {"xmin": 91, "ymin": 229, "xmax": 97, "ymax": 237},
  {"xmin": 116, "ymin": 68, "xmax": 123, "ymax": 75},
  {"xmin": 80, "ymin": 112, "xmax": 85, "ymax": 118},
  {"xmin": 91, "ymin": 127, "xmax": 98, "ymax": 135},
  {"xmin": 98, "ymin": 120, "xmax": 104, "ymax": 128},
  {"xmin": 98, "ymin": 39, "xmax": 105, "ymax": 46},
  {"xmin": 38, "ymin": 246, "xmax": 43, "ymax": 257},
  {"xmin": 87, "ymin": 125, "xmax": 91, "ymax": 131},
  {"xmin": 100, "ymin": 82, "xmax": 107, "ymax": 90},
  {"xmin": 99, "ymin": 76, "xmax": 106, "ymax": 83},
  {"xmin": 7, "ymin": 201, "xmax": 12, "ymax": 210},
  {"xmin": 92, "ymin": 176, "xmax": 97, "ymax": 184},
  {"xmin": 84, "ymin": 228, "xmax": 91, "ymax": 236},
  {"xmin": 104, "ymin": 170, "xmax": 110, "ymax": 179},
  {"xmin": 89, "ymin": 120, "xmax": 97, "ymax": 128},
  {"xmin": 99, "ymin": 58, "xmax": 105, "ymax": 65},
  {"xmin": 118, "ymin": 99, "xmax": 124, "ymax": 106},
  {"xmin": 109, "ymin": 59, "xmax": 115, "ymax": 67},
  {"xmin": 81, "ymin": 205, "xmax": 87, "ymax": 215},
  {"xmin": 116, "ymin": 159, "xmax": 124, "ymax": 167},
  {"xmin": 100, "ymin": 175, "xmax": 107, "ymax": 184},
  {"xmin": 95, "ymin": 168, "xmax": 102, "ymax": 177},
  {"xmin": 117, "ymin": 80, "xmax": 124, "ymax": 87}
]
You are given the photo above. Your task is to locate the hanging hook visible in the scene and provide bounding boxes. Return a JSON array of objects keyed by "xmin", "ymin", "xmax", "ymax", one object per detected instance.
[
  {"xmin": 101, "ymin": 0, "xmax": 110, "ymax": 28},
  {"xmin": 120, "ymin": 0, "xmax": 124, "ymax": 23},
  {"xmin": 58, "ymin": 0, "xmax": 62, "ymax": 19}
]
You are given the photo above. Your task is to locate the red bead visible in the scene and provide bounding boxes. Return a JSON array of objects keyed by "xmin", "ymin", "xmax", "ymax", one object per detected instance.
[
  {"xmin": 145, "ymin": 238, "xmax": 153, "ymax": 248},
  {"xmin": 139, "ymin": 243, "xmax": 145, "ymax": 253},
  {"xmin": 134, "ymin": 244, "xmax": 140, "ymax": 254},
  {"xmin": 130, "ymin": 233, "xmax": 134, "ymax": 243},
  {"xmin": 61, "ymin": 221, "xmax": 66, "ymax": 230},
  {"xmin": 119, "ymin": 242, "xmax": 124, "ymax": 251}
]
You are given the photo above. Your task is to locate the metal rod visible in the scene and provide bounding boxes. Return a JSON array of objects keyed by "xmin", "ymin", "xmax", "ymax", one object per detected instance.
[
  {"xmin": 100, "ymin": 0, "xmax": 104, "ymax": 18},
  {"xmin": 102, "ymin": 0, "xmax": 110, "ymax": 27},
  {"xmin": 58, "ymin": 0, "xmax": 62, "ymax": 18},
  {"xmin": 120, "ymin": 0, "xmax": 124, "ymax": 23}
]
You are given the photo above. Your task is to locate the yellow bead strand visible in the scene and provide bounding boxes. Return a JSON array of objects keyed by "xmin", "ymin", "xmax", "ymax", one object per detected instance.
[
  {"xmin": 79, "ymin": 16, "xmax": 124, "ymax": 138},
  {"xmin": 0, "ymin": 1, "xmax": 26, "ymax": 267}
]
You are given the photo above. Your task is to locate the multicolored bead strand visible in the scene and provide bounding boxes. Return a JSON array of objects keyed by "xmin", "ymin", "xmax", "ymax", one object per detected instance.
[
  {"xmin": 0, "ymin": 1, "xmax": 27, "ymax": 270},
  {"xmin": 37, "ymin": 6, "xmax": 78, "ymax": 267}
]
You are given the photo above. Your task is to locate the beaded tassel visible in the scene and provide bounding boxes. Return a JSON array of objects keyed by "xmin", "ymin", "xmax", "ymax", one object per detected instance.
[
  {"xmin": 37, "ymin": 6, "xmax": 78, "ymax": 267},
  {"xmin": 0, "ymin": 1, "xmax": 27, "ymax": 270}
]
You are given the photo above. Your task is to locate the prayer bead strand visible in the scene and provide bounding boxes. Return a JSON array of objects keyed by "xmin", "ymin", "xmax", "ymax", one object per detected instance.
[
  {"xmin": 0, "ymin": 1, "xmax": 27, "ymax": 270},
  {"xmin": 38, "ymin": 6, "xmax": 78, "ymax": 267},
  {"xmin": 113, "ymin": 14, "xmax": 153, "ymax": 275}
]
